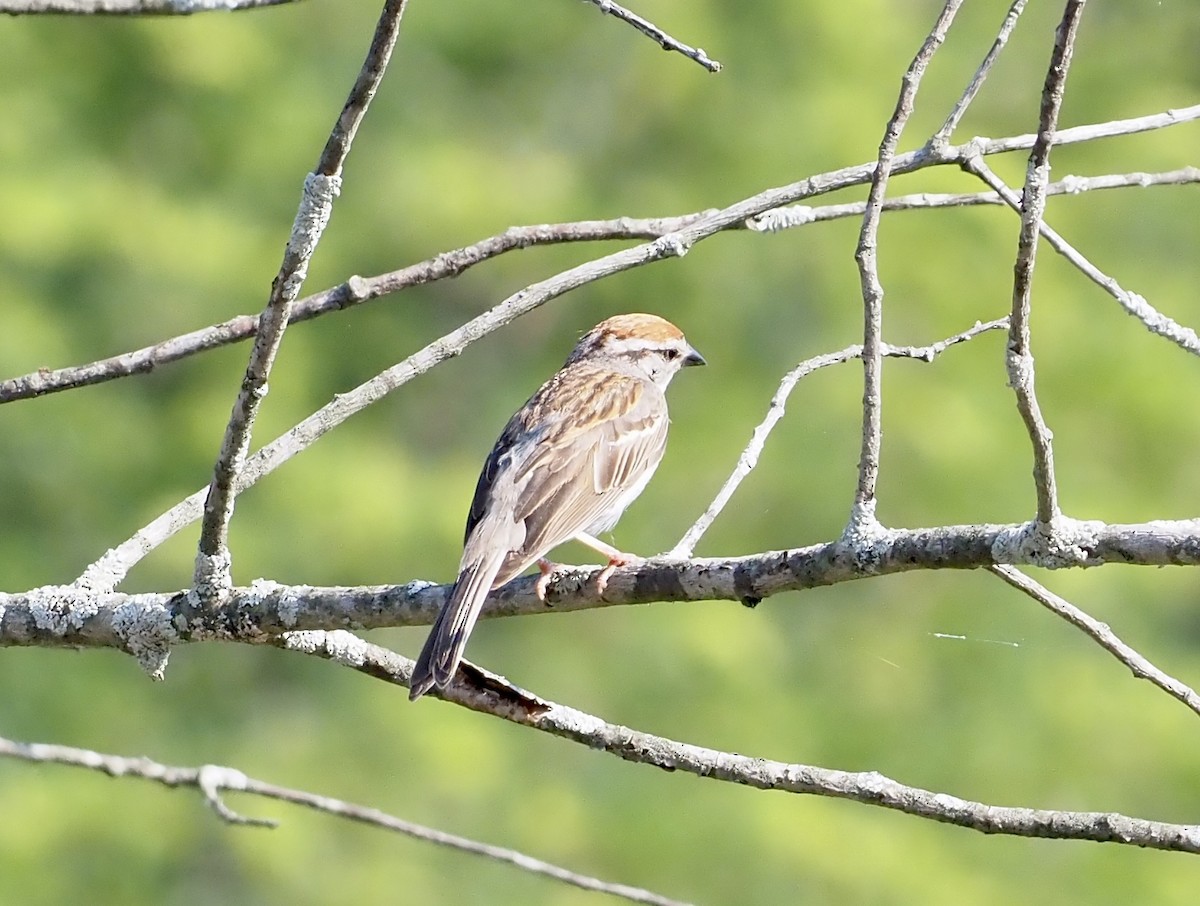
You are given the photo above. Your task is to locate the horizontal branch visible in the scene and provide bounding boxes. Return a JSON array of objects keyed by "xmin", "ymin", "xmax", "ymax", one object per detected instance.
[
  {"xmin": 746, "ymin": 167, "xmax": 1200, "ymax": 232},
  {"xmin": 6, "ymin": 517, "xmax": 1200, "ymax": 660},
  {"xmin": 0, "ymin": 735, "xmax": 684, "ymax": 906},
  {"xmin": 282, "ymin": 630, "xmax": 1200, "ymax": 855}
]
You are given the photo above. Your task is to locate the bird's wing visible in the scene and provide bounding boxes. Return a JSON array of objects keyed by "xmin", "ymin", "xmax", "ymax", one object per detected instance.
[{"xmin": 499, "ymin": 370, "xmax": 668, "ymax": 581}]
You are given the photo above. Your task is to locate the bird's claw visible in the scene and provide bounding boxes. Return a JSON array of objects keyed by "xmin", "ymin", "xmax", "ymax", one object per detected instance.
[{"xmin": 535, "ymin": 558, "xmax": 559, "ymax": 602}]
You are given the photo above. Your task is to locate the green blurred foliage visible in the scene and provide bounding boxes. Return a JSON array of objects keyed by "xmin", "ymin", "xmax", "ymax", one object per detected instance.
[{"xmin": 2, "ymin": 1, "xmax": 1200, "ymax": 903}]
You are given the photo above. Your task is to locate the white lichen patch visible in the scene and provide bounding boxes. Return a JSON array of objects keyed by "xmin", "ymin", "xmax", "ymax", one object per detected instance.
[
  {"xmin": 111, "ymin": 595, "xmax": 179, "ymax": 680},
  {"xmin": 28, "ymin": 585, "xmax": 100, "ymax": 636}
]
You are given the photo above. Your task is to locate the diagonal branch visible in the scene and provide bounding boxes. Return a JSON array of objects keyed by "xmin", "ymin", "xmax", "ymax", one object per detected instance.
[
  {"xmin": 281, "ymin": 630, "xmax": 1200, "ymax": 855},
  {"xmin": 193, "ymin": 0, "xmax": 409, "ymax": 597},
  {"xmin": 0, "ymin": 214, "xmax": 709, "ymax": 404},
  {"xmin": 852, "ymin": 0, "xmax": 963, "ymax": 522},
  {"xmin": 962, "ymin": 158, "xmax": 1200, "ymax": 357},
  {"xmin": 579, "ymin": 0, "xmax": 721, "ymax": 72},
  {"xmin": 990, "ymin": 565, "xmax": 1200, "ymax": 720},
  {"xmin": 0, "ymin": 734, "xmax": 686, "ymax": 906},
  {"xmin": 934, "ymin": 0, "xmax": 1029, "ymax": 142},
  {"xmin": 7, "ymin": 165, "xmax": 1196, "ymax": 405},
  {"xmin": 1005, "ymin": 0, "xmax": 1088, "ymax": 524}
]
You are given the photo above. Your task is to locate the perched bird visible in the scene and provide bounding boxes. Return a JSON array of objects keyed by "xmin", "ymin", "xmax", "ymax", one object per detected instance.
[{"xmin": 409, "ymin": 313, "xmax": 705, "ymax": 700}]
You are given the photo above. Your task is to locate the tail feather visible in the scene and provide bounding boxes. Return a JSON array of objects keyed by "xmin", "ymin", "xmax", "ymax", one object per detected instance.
[{"xmin": 409, "ymin": 556, "xmax": 503, "ymax": 700}]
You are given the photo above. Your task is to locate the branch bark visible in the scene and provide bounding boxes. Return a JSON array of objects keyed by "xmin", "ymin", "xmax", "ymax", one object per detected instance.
[
  {"xmin": 0, "ymin": 734, "xmax": 686, "ymax": 906},
  {"xmin": 278, "ymin": 630, "xmax": 1200, "ymax": 855},
  {"xmin": 8, "ymin": 517, "xmax": 1200, "ymax": 659},
  {"xmin": 1004, "ymin": 0, "xmax": 1088, "ymax": 524},
  {"xmin": 853, "ymin": 0, "xmax": 961, "ymax": 518},
  {"xmin": 1, "ymin": 0, "xmax": 298, "ymax": 12}
]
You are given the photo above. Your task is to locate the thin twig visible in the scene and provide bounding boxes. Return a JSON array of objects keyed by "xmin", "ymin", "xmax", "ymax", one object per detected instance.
[
  {"xmin": 193, "ymin": 0, "xmax": 409, "ymax": 596},
  {"xmin": 934, "ymin": 0, "xmax": 1029, "ymax": 142},
  {"xmin": 963, "ymin": 158, "xmax": 1200, "ymax": 357},
  {"xmin": 852, "ymin": 0, "xmax": 963, "ymax": 522},
  {"xmin": 1005, "ymin": 0, "xmax": 1088, "ymax": 524},
  {"xmin": 0, "ymin": 215, "xmax": 711, "ymax": 404},
  {"xmin": 281, "ymin": 630, "xmax": 1200, "ymax": 855},
  {"xmin": 990, "ymin": 565, "xmax": 1200, "ymax": 720},
  {"xmin": 580, "ymin": 0, "xmax": 721, "ymax": 72},
  {"xmin": 0, "ymin": 735, "xmax": 687, "ymax": 906},
  {"xmin": 1, "ymin": 0, "xmax": 297, "ymax": 11},
  {"xmin": 668, "ymin": 318, "xmax": 1009, "ymax": 559},
  {"xmin": 747, "ymin": 167, "xmax": 1200, "ymax": 233}
]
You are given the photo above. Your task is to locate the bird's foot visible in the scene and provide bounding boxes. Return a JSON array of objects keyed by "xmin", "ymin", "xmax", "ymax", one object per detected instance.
[
  {"xmin": 573, "ymin": 532, "xmax": 640, "ymax": 595},
  {"xmin": 595, "ymin": 552, "xmax": 643, "ymax": 596},
  {"xmin": 535, "ymin": 558, "xmax": 561, "ymax": 602}
]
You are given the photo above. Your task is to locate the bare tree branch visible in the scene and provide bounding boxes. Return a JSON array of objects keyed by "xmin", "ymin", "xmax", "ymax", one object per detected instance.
[
  {"xmin": 7, "ymin": 164, "xmax": 1195, "ymax": 406},
  {"xmin": 280, "ymin": 631, "xmax": 1200, "ymax": 855},
  {"xmin": 990, "ymin": 565, "xmax": 1200, "ymax": 720},
  {"xmin": 193, "ymin": 0, "xmax": 409, "ymax": 597},
  {"xmin": 669, "ymin": 318, "xmax": 1009, "ymax": 559},
  {"xmin": 11, "ymin": 517, "xmax": 1200, "ymax": 660},
  {"xmin": 1005, "ymin": 0, "xmax": 1088, "ymax": 524},
  {"xmin": 0, "ymin": 734, "xmax": 687, "ymax": 906},
  {"xmin": 0, "ymin": 214, "xmax": 707, "ymax": 404},
  {"xmin": 934, "ymin": 0, "xmax": 1029, "ymax": 141},
  {"xmin": 63, "ymin": 102, "xmax": 1195, "ymax": 593},
  {"xmin": 962, "ymin": 158, "xmax": 1200, "ymax": 357},
  {"xmin": 579, "ymin": 0, "xmax": 721, "ymax": 72},
  {"xmin": 1, "ymin": 0, "xmax": 298, "ymax": 12},
  {"xmin": 750, "ymin": 168, "xmax": 1200, "ymax": 232},
  {"xmin": 853, "ymin": 0, "xmax": 962, "ymax": 523},
  {"xmin": 7, "ymin": 1, "xmax": 1200, "ymax": 896}
]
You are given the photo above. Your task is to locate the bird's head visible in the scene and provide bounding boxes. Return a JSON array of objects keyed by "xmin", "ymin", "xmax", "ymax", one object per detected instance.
[{"xmin": 567, "ymin": 313, "xmax": 705, "ymax": 387}]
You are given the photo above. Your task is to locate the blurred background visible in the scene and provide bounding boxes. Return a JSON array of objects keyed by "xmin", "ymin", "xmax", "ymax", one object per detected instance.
[{"xmin": 2, "ymin": 1, "xmax": 1200, "ymax": 903}]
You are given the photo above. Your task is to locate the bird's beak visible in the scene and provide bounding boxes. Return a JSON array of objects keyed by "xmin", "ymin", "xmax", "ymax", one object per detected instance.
[{"xmin": 684, "ymin": 345, "xmax": 706, "ymax": 367}]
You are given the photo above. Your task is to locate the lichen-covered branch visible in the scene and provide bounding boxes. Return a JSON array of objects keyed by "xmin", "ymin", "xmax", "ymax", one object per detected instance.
[
  {"xmin": 280, "ymin": 630, "xmax": 1200, "ymax": 855},
  {"xmin": 1004, "ymin": 0, "xmax": 1088, "ymax": 524},
  {"xmin": 852, "ymin": 0, "xmax": 963, "ymax": 519},
  {"xmin": 10, "ymin": 517, "xmax": 1200, "ymax": 658},
  {"xmin": 194, "ymin": 0, "xmax": 408, "ymax": 595}
]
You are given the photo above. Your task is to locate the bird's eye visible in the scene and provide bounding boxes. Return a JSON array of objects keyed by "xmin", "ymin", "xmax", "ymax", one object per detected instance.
[{"xmin": 664, "ymin": 348, "xmax": 681, "ymax": 361}]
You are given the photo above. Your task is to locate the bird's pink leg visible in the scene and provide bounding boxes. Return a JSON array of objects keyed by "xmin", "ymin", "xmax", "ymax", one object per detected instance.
[
  {"xmin": 574, "ymin": 532, "xmax": 639, "ymax": 595},
  {"xmin": 534, "ymin": 558, "xmax": 559, "ymax": 601}
]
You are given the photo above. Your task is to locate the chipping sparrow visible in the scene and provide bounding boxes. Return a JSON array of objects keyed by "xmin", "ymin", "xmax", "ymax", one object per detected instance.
[{"xmin": 409, "ymin": 313, "xmax": 705, "ymax": 700}]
